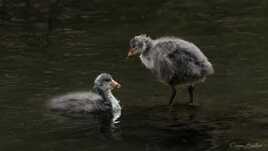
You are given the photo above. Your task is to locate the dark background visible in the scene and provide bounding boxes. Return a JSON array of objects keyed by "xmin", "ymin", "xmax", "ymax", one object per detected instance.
[{"xmin": 0, "ymin": 0, "xmax": 267, "ymax": 151}]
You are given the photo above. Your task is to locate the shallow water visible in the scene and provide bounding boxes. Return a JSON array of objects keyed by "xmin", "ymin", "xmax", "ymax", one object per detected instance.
[{"xmin": 0, "ymin": 0, "xmax": 267, "ymax": 151}]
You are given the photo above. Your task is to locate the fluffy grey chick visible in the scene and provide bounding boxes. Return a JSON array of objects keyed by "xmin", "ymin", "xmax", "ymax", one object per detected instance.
[
  {"xmin": 48, "ymin": 73, "xmax": 122, "ymax": 123},
  {"xmin": 128, "ymin": 34, "xmax": 214, "ymax": 106}
]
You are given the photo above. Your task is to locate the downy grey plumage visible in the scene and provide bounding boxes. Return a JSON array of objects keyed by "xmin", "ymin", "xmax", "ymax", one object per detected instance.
[
  {"xmin": 48, "ymin": 73, "xmax": 122, "ymax": 123},
  {"xmin": 128, "ymin": 34, "xmax": 214, "ymax": 106}
]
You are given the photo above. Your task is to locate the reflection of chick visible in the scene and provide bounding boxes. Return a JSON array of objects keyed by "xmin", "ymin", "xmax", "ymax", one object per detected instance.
[{"xmin": 48, "ymin": 73, "xmax": 121, "ymax": 123}]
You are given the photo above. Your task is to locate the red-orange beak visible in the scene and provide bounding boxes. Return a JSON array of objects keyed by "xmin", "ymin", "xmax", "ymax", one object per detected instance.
[
  {"xmin": 127, "ymin": 48, "xmax": 136, "ymax": 58},
  {"xmin": 111, "ymin": 79, "xmax": 121, "ymax": 89}
]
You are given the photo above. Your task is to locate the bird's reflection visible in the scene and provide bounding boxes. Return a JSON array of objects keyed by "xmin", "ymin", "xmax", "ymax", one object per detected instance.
[
  {"xmin": 46, "ymin": 109, "xmax": 122, "ymax": 141},
  {"xmin": 97, "ymin": 111, "xmax": 122, "ymax": 140}
]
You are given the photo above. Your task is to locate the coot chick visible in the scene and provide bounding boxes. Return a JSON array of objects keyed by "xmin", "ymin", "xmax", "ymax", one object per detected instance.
[
  {"xmin": 128, "ymin": 34, "xmax": 214, "ymax": 106},
  {"xmin": 48, "ymin": 73, "xmax": 122, "ymax": 123}
]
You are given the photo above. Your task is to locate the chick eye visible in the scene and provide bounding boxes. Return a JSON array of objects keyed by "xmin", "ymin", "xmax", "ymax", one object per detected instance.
[{"xmin": 103, "ymin": 78, "xmax": 111, "ymax": 82}]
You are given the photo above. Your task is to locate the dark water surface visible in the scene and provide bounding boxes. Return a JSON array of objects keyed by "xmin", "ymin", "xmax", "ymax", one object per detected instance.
[{"xmin": 0, "ymin": 0, "xmax": 267, "ymax": 151}]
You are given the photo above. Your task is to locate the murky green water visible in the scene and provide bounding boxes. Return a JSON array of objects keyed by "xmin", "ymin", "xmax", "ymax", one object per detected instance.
[{"xmin": 0, "ymin": 0, "xmax": 267, "ymax": 151}]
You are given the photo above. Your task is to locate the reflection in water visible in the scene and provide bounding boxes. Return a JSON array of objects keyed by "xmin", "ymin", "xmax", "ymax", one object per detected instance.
[
  {"xmin": 121, "ymin": 105, "xmax": 216, "ymax": 151},
  {"xmin": 0, "ymin": 0, "xmax": 267, "ymax": 151},
  {"xmin": 47, "ymin": 108, "xmax": 122, "ymax": 141}
]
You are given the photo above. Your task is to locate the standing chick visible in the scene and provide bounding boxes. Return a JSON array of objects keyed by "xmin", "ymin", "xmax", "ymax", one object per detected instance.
[{"xmin": 128, "ymin": 34, "xmax": 214, "ymax": 106}]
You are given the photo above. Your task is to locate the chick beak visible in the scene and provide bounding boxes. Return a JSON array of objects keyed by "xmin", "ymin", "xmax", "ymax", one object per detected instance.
[
  {"xmin": 127, "ymin": 48, "xmax": 135, "ymax": 58},
  {"xmin": 111, "ymin": 79, "xmax": 121, "ymax": 89}
]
